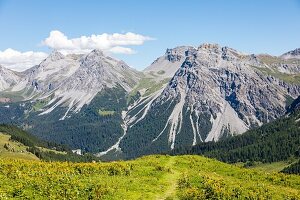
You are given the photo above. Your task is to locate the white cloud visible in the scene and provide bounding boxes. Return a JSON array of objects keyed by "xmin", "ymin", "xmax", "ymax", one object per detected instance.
[
  {"xmin": 42, "ymin": 30, "xmax": 154, "ymax": 54},
  {"xmin": 0, "ymin": 48, "xmax": 48, "ymax": 71},
  {"xmin": 109, "ymin": 46, "xmax": 136, "ymax": 54},
  {"xmin": 0, "ymin": 30, "xmax": 154, "ymax": 71},
  {"xmin": 43, "ymin": 30, "xmax": 74, "ymax": 50}
]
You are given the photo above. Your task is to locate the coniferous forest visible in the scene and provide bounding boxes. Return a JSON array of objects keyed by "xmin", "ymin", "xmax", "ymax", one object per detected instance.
[{"xmin": 171, "ymin": 107, "xmax": 300, "ymax": 174}]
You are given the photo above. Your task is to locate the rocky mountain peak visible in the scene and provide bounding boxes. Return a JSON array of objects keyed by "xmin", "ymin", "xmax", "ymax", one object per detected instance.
[
  {"xmin": 80, "ymin": 49, "xmax": 106, "ymax": 66},
  {"xmin": 281, "ymin": 48, "xmax": 300, "ymax": 59},
  {"xmin": 144, "ymin": 46, "xmax": 195, "ymax": 78},
  {"xmin": 133, "ymin": 44, "xmax": 300, "ymax": 152},
  {"xmin": 0, "ymin": 64, "xmax": 20, "ymax": 91},
  {"xmin": 46, "ymin": 50, "xmax": 64, "ymax": 61},
  {"xmin": 87, "ymin": 49, "xmax": 105, "ymax": 58},
  {"xmin": 198, "ymin": 43, "xmax": 221, "ymax": 50},
  {"xmin": 0, "ymin": 64, "xmax": 17, "ymax": 74},
  {"xmin": 165, "ymin": 46, "xmax": 194, "ymax": 62}
]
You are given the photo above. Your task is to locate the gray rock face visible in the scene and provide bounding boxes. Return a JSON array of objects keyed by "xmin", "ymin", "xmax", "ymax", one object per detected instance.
[
  {"xmin": 281, "ymin": 48, "xmax": 300, "ymax": 59},
  {"xmin": 45, "ymin": 49, "xmax": 141, "ymax": 115},
  {"xmin": 0, "ymin": 65, "xmax": 21, "ymax": 91},
  {"xmin": 71, "ymin": 49, "xmax": 138, "ymax": 92},
  {"xmin": 3, "ymin": 49, "xmax": 141, "ymax": 116},
  {"xmin": 17, "ymin": 51, "xmax": 80, "ymax": 93},
  {"xmin": 144, "ymin": 46, "xmax": 194, "ymax": 79},
  {"xmin": 123, "ymin": 44, "xmax": 300, "ymax": 152}
]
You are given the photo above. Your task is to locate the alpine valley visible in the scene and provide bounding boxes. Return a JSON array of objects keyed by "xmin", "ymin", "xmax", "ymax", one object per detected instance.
[{"xmin": 1, "ymin": 44, "xmax": 300, "ymax": 160}]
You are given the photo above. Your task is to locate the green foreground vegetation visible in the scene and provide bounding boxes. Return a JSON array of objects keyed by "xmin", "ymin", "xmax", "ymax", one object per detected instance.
[{"xmin": 0, "ymin": 155, "xmax": 300, "ymax": 199}]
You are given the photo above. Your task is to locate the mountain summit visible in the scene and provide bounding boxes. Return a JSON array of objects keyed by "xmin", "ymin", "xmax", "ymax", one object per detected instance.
[
  {"xmin": 3, "ymin": 49, "xmax": 141, "ymax": 114},
  {"xmin": 117, "ymin": 44, "xmax": 300, "ymax": 158},
  {"xmin": 281, "ymin": 48, "xmax": 300, "ymax": 59},
  {"xmin": 0, "ymin": 65, "xmax": 20, "ymax": 91}
]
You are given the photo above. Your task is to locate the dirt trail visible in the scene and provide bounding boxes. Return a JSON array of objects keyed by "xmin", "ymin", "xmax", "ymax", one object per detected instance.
[{"xmin": 157, "ymin": 156, "xmax": 180, "ymax": 200}]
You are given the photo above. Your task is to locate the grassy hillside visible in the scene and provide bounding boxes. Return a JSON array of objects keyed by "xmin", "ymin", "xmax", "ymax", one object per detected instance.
[
  {"xmin": 0, "ymin": 124, "xmax": 100, "ymax": 162},
  {"xmin": 0, "ymin": 133, "xmax": 39, "ymax": 161},
  {"xmin": 0, "ymin": 155, "xmax": 299, "ymax": 199},
  {"xmin": 247, "ymin": 160, "xmax": 297, "ymax": 173},
  {"xmin": 283, "ymin": 160, "xmax": 300, "ymax": 175}
]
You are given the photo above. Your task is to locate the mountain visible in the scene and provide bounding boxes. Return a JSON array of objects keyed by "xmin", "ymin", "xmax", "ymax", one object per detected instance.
[
  {"xmin": 144, "ymin": 46, "xmax": 194, "ymax": 78},
  {"xmin": 117, "ymin": 44, "xmax": 300, "ymax": 159},
  {"xmin": 0, "ymin": 65, "xmax": 21, "ymax": 93},
  {"xmin": 0, "ymin": 45, "xmax": 300, "ymax": 160},
  {"xmin": 171, "ymin": 95, "xmax": 300, "ymax": 168},
  {"xmin": 281, "ymin": 48, "xmax": 300, "ymax": 59},
  {"xmin": 7, "ymin": 49, "xmax": 141, "ymax": 114},
  {"xmin": 172, "ymin": 95, "xmax": 300, "ymax": 175},
  {"xmin": 0, "ymin": 50, "xmax": 142, "ymax": 153}
]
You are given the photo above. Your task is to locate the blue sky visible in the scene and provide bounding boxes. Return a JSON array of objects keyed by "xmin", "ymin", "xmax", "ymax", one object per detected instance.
[{"xmin": 0, "ymin": 0, "xmax": 300, "ymax": 71}]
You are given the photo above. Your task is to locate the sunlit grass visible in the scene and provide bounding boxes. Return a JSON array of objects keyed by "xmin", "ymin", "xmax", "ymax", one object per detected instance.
[{"xmin": 0, "ymin": 155, "xmax": 299, "ymax": 199}]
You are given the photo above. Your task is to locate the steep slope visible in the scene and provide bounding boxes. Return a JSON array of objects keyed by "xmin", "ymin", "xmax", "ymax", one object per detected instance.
[
  {"xmin": 256, "ymin": 53, "xmax": 300, "ymax": 82},
  {"xmin": 0, "ymin": 124, "xmax": 100, "ymax": 162},
  {"xmin": 281, "ymin": 48, "xmax": 300, "ymax": 59},
  {"xmin": 144, "ymin": 46, "xmax": 194, "ymax": 79},
  {"xmin": 97, "ymin": 47, "xmax": 193, "ymax": 158},
  {"xmin": 0, "ymin": 50, "xmax": 142, "ymax": 153},
  {"xmin": 171, "ymin": 96, "xmax": 300, "ymax": 165},
  {"xmin": 8, "ymin": 50, "xmax": 141, "ymax": 115},
  {"xmin": 11, "ymin": 51, "xmax": 80, "ymax": 94},
  {"xmin": 38, "ymin": 50, "xmax": 140, "ymax": 116},
  {"xmin": 117, "ymin": 44, "xmax": 300, "ymax": 159},
  {"xmin": 0, "ymin": 132, "xmax": 39, "ymax": 160},
  {"xmin": 0, "ymin": 65, "xmax": 21, "ymax": 92}
]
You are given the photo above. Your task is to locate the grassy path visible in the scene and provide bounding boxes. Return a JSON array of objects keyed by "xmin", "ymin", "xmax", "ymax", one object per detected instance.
[
  {"xmin": 1, "ymin": 155, "xmax": 300, "ymax": 199},
  {"xmin": 157, "ymin": 156, "xmax": 181, "ymax": 200}
]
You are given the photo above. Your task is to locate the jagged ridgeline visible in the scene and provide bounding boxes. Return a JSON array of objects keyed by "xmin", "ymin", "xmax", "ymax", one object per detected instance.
[{"xmin": 0, "ymin": 45, "xmax": 300, "ymax": 159}]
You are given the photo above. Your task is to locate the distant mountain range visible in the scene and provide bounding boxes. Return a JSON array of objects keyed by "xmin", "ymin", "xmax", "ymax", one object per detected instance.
[{"xmin": 0, "ymin": 44, "xmax": 300, "ymax": 159}]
